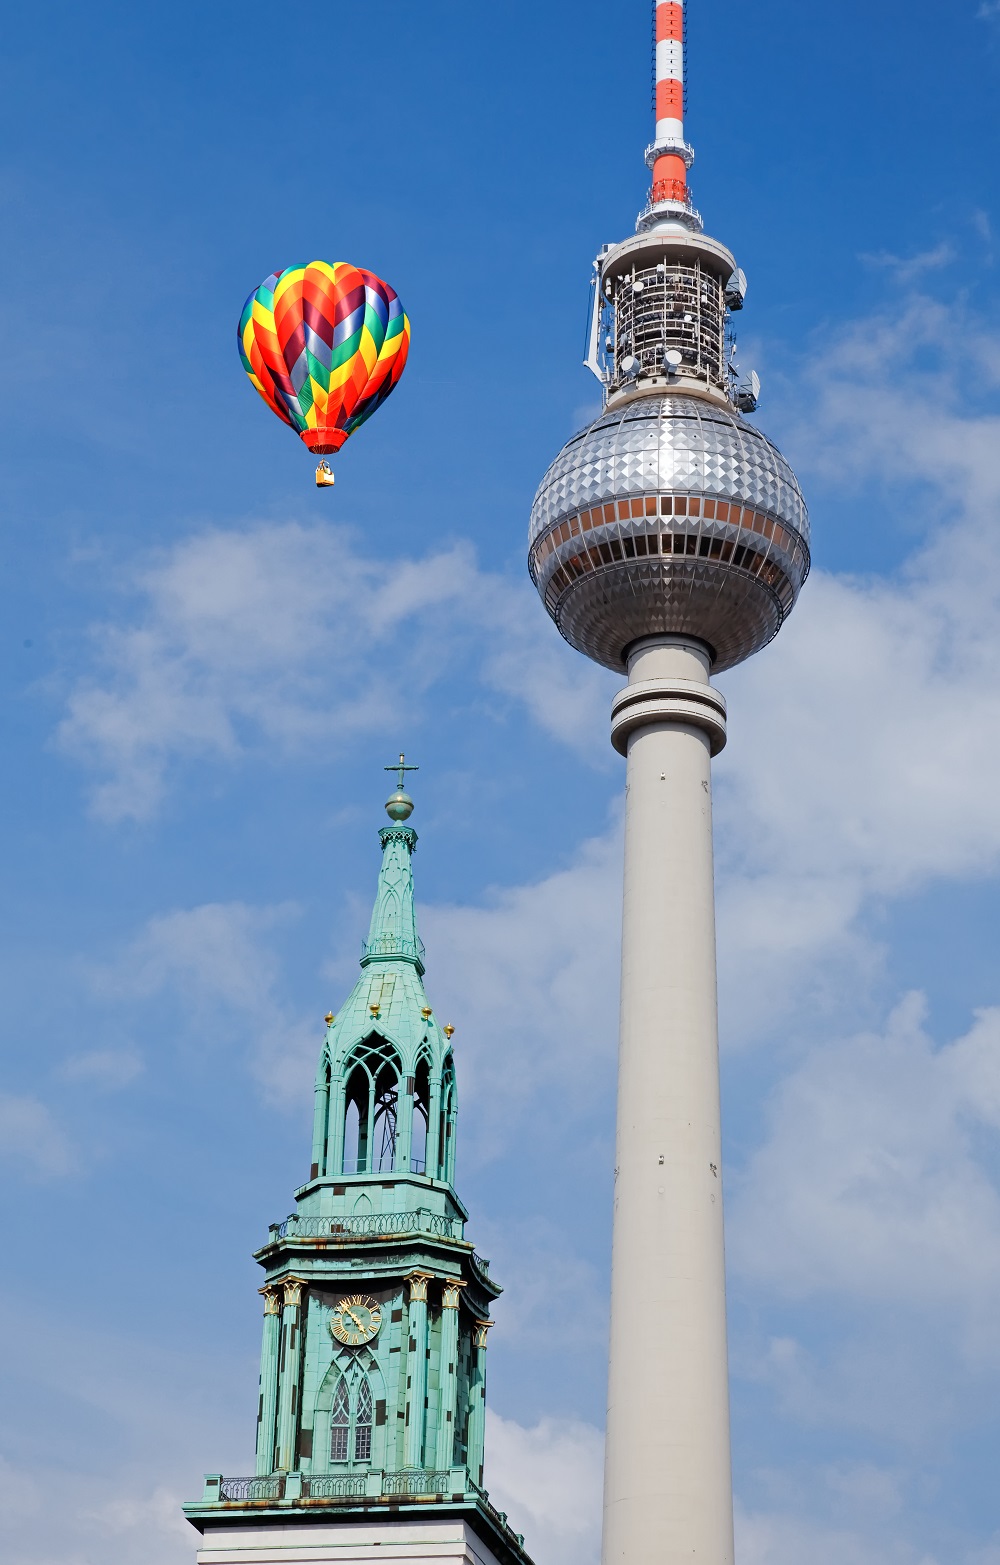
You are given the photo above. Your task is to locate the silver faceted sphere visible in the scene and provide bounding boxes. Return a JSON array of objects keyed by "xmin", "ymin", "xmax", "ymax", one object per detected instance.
[{"xmin": 528, "ymin": 394, "xmax": 810, "ymax": 673}]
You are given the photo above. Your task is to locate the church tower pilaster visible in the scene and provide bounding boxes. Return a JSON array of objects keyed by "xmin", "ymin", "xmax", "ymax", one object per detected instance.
[
  {"xmin": 255, "ymin": 1288, "xmax": 282, "ymax": 1477},
  {"xmin": 275, "ymin": 1278, "xmax": 306, "ymax": 1472},
  {"xmin": 467, "ymin": 1320, "xmax": 492, "ymax": 1489},
  {"xmin": 404, "ymin": 1271, "xmax": 432, "ymax": 1468},
  {"xmin": 436, "ymin": 1280, "xmax": 466, "ymax": 1472}
]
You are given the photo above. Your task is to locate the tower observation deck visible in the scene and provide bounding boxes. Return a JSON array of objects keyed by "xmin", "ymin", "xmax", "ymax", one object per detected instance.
[{"xmin": 527, "ymin": 7, "xmax": 810, "ymax": 1565}]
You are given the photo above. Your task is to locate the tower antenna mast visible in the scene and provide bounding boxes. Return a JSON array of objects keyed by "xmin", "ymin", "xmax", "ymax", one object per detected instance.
[{"xmin": 646, "ymin": 0, "xmax": 698, "ymax": 229}]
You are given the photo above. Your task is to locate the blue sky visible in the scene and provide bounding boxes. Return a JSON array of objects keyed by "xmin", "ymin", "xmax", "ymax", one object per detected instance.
[{"xmin": 2, "ymin": 2, "xmax": 1000, "ymax": 1561}]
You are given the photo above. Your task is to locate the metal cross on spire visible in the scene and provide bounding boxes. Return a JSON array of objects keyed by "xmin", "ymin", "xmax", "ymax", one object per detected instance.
[{"xmin": 385, "ymin": 753, "xmax": 419, "ymax": 790}]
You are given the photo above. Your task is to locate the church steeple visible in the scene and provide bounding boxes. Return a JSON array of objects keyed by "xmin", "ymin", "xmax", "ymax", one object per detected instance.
[
  {"xmin": 309, "ymin": 776, "xmax": 456, "ymax": 1188},
  {"xmin": 184, "ymin": 770, "xmax": 531, "ymax": 1565},
  {"xmin": 361, "ymin": 822, "xmax": 424, "ymax": 972},
  {"xmin": 362, "ymin": 755, "xmax": 425, "ymax": 972}
]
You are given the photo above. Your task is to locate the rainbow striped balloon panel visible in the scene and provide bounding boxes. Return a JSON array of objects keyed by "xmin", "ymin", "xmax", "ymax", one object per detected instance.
[{"xmin": 238, "ymin": 261, "xmax": 410, "ymax": 456}]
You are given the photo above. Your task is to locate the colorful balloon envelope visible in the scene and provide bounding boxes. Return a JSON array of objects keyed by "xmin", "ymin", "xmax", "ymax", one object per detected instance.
[{"xmin": 238, "ymin": 261, "xmax": 410, "ymax": 458}]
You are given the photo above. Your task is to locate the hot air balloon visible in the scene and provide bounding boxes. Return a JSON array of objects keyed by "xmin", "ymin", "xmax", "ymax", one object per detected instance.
[{"xmin": 237, "ymin": 261, "xmax": 410, "ymax": 486}]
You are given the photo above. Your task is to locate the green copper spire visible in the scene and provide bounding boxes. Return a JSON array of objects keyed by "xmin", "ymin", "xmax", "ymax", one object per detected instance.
[
  {"xmin": 183, "ymin": 766, "xmax": 534, "ymax": 1565},
  {"xmin": 362, "ymin": 825, "xmax": 424, "ymax": 972},
  {"xmin": 309, "ymin": 771, "xmax": 457, "ymax": 1187},
  {"xmin": 361, "ymin": 754, "xmax": 423, "ymax": 970}
]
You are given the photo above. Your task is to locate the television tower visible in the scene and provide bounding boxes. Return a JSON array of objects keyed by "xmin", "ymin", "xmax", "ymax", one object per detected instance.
[{"xmin": 528, "ymin": 6, "xmax": 810, "ymax": 1565}]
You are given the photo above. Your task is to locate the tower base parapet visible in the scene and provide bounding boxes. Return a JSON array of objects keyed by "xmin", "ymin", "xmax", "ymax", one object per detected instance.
[{"xmin": 191, "ymin": 1516, "xmax": 523, "ymax": 1565}]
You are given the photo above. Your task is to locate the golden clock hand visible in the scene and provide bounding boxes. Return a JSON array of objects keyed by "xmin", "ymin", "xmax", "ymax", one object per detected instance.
[{"xmin": 345, "ymin": 1308, "xmax": 366, "ymax": 1330}]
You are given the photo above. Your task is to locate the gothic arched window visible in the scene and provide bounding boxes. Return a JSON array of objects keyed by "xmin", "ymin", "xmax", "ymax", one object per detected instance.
[
  {"xmin": 330, "ymin": 1377, "xmax": 350, "ymax": 1462},
  {"xmin": 438, "ymin": 1053, "xmax": 456, "ymax": 1181},
  {"xmin": 329, "ymin": 1373, "xmax": 375, "ymax": 1466},
  {"xmin": 411, "ymin": 1057, "xmax": 430, "ymax": 1174},
  {"xmin": 373, "ymin": 1063, "xmax": 398, "ymax": 1173},
  {"xmin": 340, "ymin": 1038, "xmax": 403, "ymax": 1176},
  {"xmin": 343, "ymin": 1065, "xmax": 370, "ymax": 1174},
  {"xmin": 354, "ymin": 1376, "xmax": 374, "ymax": 1461}
]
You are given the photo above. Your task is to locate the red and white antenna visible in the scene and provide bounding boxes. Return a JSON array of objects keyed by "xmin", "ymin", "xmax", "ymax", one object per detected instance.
[{"xmin": 642, "ymin": 0, "xmax": 700, "ymax": 231}]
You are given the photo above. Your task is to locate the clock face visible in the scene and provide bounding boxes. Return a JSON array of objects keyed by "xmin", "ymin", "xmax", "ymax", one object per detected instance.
[{"xmin": 330, "ymin": 1294, "xmax": 382, "ymax": 1346}]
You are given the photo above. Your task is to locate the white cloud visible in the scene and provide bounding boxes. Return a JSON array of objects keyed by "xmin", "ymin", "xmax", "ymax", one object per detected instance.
[
  {"xmin": 86, "ymin": 1485, "xmax": 191, "ymax": 1545},
  {"xmin": 0, "ymin": 1283, "xmax": 252, "ymax": 1565},
  {"xmin": 58, "ymin": 524, "xmax": 611, "ymax": 821},
  {"xmin": 90, "ymin": 901, "xmax": 317, "ymax": 1102},
  {"xmin": 420, "ymin": 826, "xmax": 621, "ymax": 1145},
  {"xmin": 485, "ymin": 1409, "xmax": 604, "ymax": 1565},
  {"xmin": 482, "ymin": 1398, "xmax": 995, "ymax": 1565},
  {"xmin": 96, "ymin": 899, "xmax": 295, "ymax": 1007},
  {"xmin": 0, "ymin": 1468, "xmax": 201, "ymax": 1565},
  {"xmin": 730, "ymin": 995, "xmax": 1000, "ymax": 1363},
  {"xmin": 472, "ymin": 1216, "xmax": 607, "ymax": 1355},
  {"xmin": 0, "ymin": 1091, "xmax": 74, "ymax": 1177},
  {"xmin": 859, "ymin": 243, "xmax": 955, "ymax": 283},
  {"xmin": 709, "ymin": 294, "xmax": 1000, "ymax": 1042},
  {"xmin": 735, "ymin": 1502, "xmax": 939, "ymax": 1565},
  {"xmin": 57, "ymin": 1048, "xmax": 142, "ymax": 1089},
  {"xmin": 0, "ymin": 1456, "xmax": 41, "ymax": 1522}
]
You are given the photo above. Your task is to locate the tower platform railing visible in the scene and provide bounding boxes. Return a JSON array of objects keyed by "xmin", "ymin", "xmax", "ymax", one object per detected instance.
[
  {"xmin": 205, "ymin": 1470, "xmax": 526, "ymax": 1550},
  {"xmin": 271, "ymin": 1209, "xmax": 463, "ymax": 1242},
  {"xmin": 361, "ymin": 931, "xmax": 426, "ymax": 963}
]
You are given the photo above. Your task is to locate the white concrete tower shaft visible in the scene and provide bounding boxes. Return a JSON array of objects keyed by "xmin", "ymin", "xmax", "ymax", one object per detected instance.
[{"xmin": 602, "ymin": 635, "xmax": 734, "ymax": 1565}]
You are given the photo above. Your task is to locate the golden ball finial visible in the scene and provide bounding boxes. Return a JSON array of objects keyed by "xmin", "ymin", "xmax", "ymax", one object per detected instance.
[
  {"xmin": 385, "ymin": 790, "xmax": 414, "ymax": 821},
  {"xmin": 443, "ymin": 1024, "xmax": 455, "ymax": 1039},
  {"xmin": 324, "ymin": 1012, "xmax": 334, "ymax": 1026}
]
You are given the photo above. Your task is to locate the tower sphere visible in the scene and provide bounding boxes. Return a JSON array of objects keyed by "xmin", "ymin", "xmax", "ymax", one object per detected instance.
[{"xmin": 529, "ymin": 392, "xmax": 809, "ymax": 673}]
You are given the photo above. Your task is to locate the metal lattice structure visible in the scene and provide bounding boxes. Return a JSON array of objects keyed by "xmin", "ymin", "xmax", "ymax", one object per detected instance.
[
  {"xmin": 219, "ymin": 1476, "xmax": 285, "ymax": 1502},
  {"xmin": 303, "ymin": 1474, "xmax": 368, "ymax": 1500},
  {"xmin": 383, "ymin": 1471, "xmax": 455, "ymax": 1498},
  {"xmin": 273, "ymin": 1209, "xmax": 462, "ymax": 1242},
  {"xmin": 609, "ymin": 260, "xmax": 726, "ymax": 395}
]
